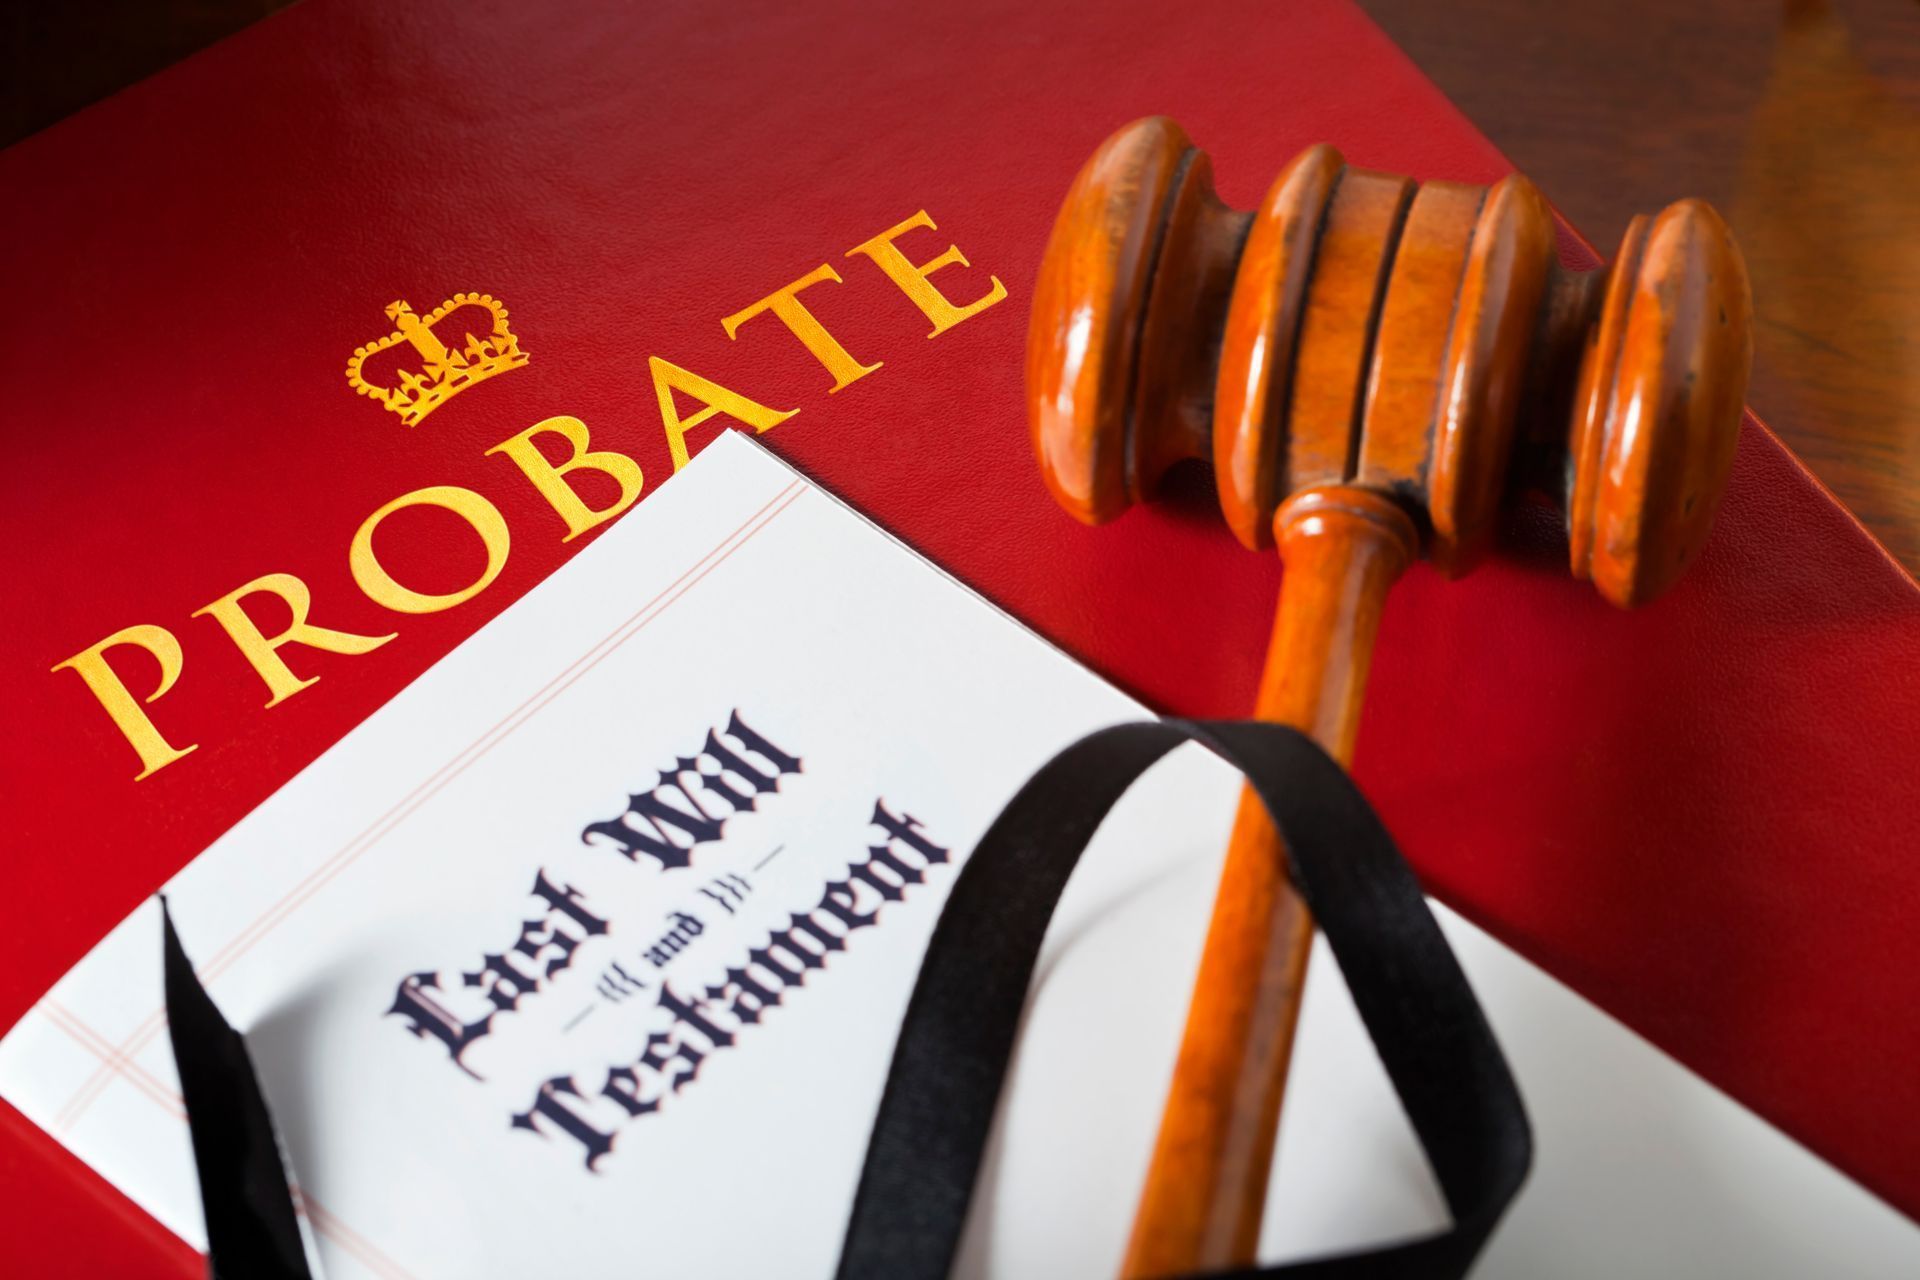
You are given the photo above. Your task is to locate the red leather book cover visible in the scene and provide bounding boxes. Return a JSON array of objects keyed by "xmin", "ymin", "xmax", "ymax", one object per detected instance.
[{"xmin": 3, "ymin": 0, "xmax": 1915, "ymax": 1271}]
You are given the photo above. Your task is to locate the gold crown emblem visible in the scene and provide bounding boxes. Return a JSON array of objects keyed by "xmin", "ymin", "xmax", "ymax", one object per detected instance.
[{"xmin": 345, "ymin": 293, "xmax": 529, "ymax": 425}]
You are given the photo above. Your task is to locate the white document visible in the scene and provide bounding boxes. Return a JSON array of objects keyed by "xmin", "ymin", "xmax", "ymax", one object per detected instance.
[{"xmin": 1, "ymin": 431, "xmax": 1912, "ymax": 1278}]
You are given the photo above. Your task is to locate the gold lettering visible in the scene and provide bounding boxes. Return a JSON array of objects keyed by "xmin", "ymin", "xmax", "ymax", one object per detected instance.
[
  {"xmin": 651, "ymin": 356, "xmax": 798, "ymax": 471},
  {"xmin": 51, "ymin": 625, "xmax": 200, "ymax": 780},
  {"xmin": 487, "ymin": 415, "xmax": 644, "ymax": 542},
  {"xmin": 721, "ymin": 264, "xmax": 882, "ymax": 392},
  {"xmin": 350, "ymin": 486, "xmax": 512, "ymax": 614},
  {"xmin": 846, "ymin": 210, "xmax": 1007, "ymax": 337},
  {"xmin": 193, "ymin": 574, "xmax": 396, "ymax": 708}
]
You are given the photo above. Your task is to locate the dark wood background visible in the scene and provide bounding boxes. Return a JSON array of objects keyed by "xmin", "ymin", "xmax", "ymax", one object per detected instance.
[{"xmin": 7, "ymin": 0, "xmax": 1917, "ymax": 572}]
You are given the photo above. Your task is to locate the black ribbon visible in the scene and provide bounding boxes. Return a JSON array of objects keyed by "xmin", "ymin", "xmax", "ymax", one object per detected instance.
[
  {"xmin": 162, "ymin": 901, "xmax": 312, "ymax": 1280},
  {"xmin": 162, "ymin": 718, "xmax": 1528, "ymax": 1280},
  {"xmin": 833, "ymin": 720, "xmax": 1529, "ymax": 1280}
]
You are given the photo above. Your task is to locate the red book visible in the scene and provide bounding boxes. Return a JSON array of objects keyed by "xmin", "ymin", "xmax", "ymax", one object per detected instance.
[{"xmin": 3, "ymin": 0, "xmax": 1915, "ymax": 1271}]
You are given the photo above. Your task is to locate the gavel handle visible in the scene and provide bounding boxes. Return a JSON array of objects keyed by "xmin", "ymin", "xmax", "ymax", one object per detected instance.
[{"xmin": 1121, "ymin": 485, "xmax": 1417, "ymax": 1278}]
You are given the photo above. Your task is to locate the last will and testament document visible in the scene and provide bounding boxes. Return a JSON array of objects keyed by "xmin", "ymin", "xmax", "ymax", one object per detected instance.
[{"xmin": 1, "ymin": 432, "xmax": 1913, "ymax": 1278}]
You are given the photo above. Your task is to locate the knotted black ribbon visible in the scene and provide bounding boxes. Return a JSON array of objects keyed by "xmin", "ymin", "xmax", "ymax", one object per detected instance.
[{"xmin": 162, "ymin": 718, "xmax": 1529, "ymax": 1280}]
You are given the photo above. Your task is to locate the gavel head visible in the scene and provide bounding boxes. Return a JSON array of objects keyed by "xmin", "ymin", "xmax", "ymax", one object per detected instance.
[{"xmin": 1027, "ymin": 117, "xmax": 1753, "ymax": 607}]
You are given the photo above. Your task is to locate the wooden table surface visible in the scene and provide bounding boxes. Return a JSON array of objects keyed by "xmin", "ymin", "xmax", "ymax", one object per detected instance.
[
  {"xmin": 1360, "ymin": 0, "xmax": 1920, "ymax": 573},
  {"xmin": 7, "ymin": 0, "xmax": 1917, "ymax": 572}
]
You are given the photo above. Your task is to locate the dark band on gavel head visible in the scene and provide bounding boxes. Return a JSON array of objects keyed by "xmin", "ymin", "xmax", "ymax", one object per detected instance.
[{"xmin": 1027, "ymin": 116, "xmax": 1753, "ymax": 607}]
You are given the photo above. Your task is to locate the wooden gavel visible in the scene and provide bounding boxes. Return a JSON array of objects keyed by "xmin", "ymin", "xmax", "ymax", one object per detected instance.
[{"xmin": 1027, "ymin": 118, "xmax": 1752, "ymax": 1277}]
